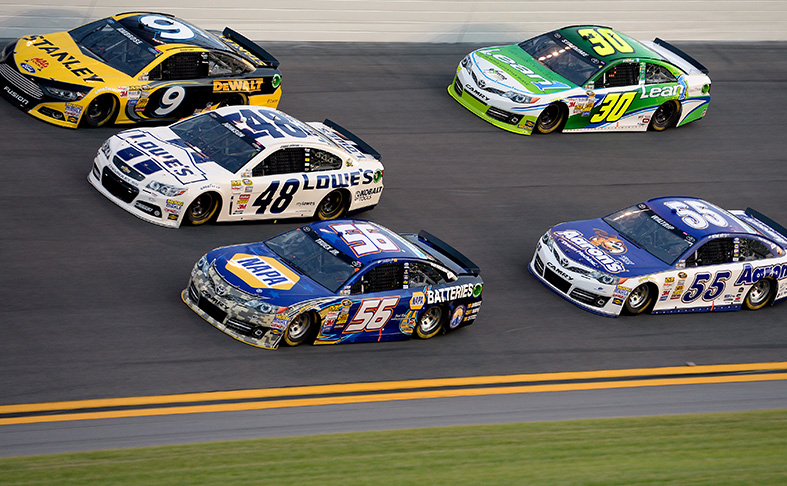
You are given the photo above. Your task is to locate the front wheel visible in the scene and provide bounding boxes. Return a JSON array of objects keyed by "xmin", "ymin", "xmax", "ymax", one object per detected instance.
[
  {"xmin": 83, "ymin": 95, "xmax": 118, "ymax": 127},
  {"xmin": 744, "ymin": 279, "xmax": 773, "ymax": 310},
  {"xmin": 315, "ymin": 190, "xmax": 347, "ymax": 220},
  {"xmin": 185, "ymin": 193, "xmax": 220, "ymax": 225},
  {"xmin": 415, "ymin": 306, "xmax": 444, "ymax": 339},
  {"xmin": 284, "ymin": 312, "xmax": 316, "ymax": 346},
  {"xmin": 535, "ymin": 104, "xmax": 565, "ymax": 134},
  {"xmin": 649, "ymin": 100, "xmax": 681, "ymax": 131},
  {"xmin": 624, "ymin": 284, "xmax": 654, "ymax": 315}
]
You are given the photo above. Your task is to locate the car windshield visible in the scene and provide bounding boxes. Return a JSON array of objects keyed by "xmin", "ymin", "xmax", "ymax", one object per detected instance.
[
  {"xmin": 265, "ymin": 227, "xmax": 360, "ymax": 292},
  {"xmin": 519, "ymin": 32, "xmax": 602, "ymax": 86},
  {"xmin": 603, "ymin": 204, "xmax": 697, "ymax": 265},
  {"xmin": 170, "ymin": 112, "xmax": 264, "ymax": 173},
  {"xmin": 69, "ymin": 18, "xmax": 159, "ymax": 77}
]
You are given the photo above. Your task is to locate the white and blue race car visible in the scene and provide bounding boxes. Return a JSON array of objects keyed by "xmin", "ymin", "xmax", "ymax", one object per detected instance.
[
  {"xmin": 90, "ymin": 105, "xmax": 383, "ymax": 227},
  {"xmin": 530, "ymin": 197, "xmax": 787, "ymax": 316}
]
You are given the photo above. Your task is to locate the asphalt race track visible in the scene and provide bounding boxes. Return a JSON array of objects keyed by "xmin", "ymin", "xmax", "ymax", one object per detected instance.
[{"xmin": 1, "ymin": 42, "xmax": 786, "ymax": 453}]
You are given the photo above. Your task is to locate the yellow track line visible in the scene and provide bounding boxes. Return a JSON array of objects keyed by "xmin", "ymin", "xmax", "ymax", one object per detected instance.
[
  {"xmin": 1, "ymin": 363, "xmax": 785, "ymax": 425},
  {"xmin": 1, "ymin": 372, "xmax": 785, "ymax": 426}
]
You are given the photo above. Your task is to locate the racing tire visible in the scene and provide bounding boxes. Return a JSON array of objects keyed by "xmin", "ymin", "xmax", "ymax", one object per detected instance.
[
  {"xmin": 415, "ymin": 305, "xmax": 444, "ymax": 339},
  {"xmin": 649, "ymin": 100, "xmax": 681, "ymax": 131},
  {"xmin": 284, "ymin": 312, "xmax": 316, "ymax": 346},
  {"xmin": 83, "ymin": 95, "xmax": 118, "ymax": 127},
  {"xmin": 535, "ymin": 103, "xmax": 566, "ymax": 134},
  {"xmin": 315, "ymin": 190, "xmax": 348, "ymax": 220},
  {"xmin": 623, "ymin": 284, "xmax": 655, "ymax": 315},
  {"xmin": 743, "ymin": 279, "xmax": 773, "ymax": 310},
  {"xmin": 185, "ymin": 193, "xmax": 220, "ymax": 225}
]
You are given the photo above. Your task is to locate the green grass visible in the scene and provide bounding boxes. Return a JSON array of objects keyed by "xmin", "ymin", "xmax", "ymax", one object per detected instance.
[{"xmin": 1, "ymin": 410, "xmax": 786, "ymax": 485}]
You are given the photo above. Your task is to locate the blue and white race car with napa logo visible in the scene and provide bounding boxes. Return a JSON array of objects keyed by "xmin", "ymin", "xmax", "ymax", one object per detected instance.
[
  {"xmin": 530, "ymin": 197, "xmax": 787, "ymax": 316},
  {"xmin": 183, "ymin": 219, "xmax": 483, "ymax": 349},
  {"xmin": 89, "ymin": 105, "xmax": 383, "ymax": 227}
]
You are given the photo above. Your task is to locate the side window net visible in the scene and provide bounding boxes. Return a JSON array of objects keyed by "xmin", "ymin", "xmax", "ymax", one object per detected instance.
[
  {"xmin": 686, "ymin": 239, "xmax": 734, "ymax": 267},
  {"xmin": 596, "ymin": 62, "xmax": 639, "ymax": 88},
  {"xmin": 150, "ymin": 52, "xmax": 208, "ymax": 81},
  {"xmin": 253, "ymin": 147, "xmax": 306, "ymax": 176},
  {"xmin": 351, "ymin": 263, "xmax": 402, "ymax": 294}
]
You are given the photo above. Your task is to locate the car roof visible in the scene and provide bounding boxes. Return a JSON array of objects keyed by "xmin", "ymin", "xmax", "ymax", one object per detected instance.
[
  {"xmin": 307, "ymin": 220, "xmax": 430, "ymax": 265},
  {"xmin": 112, "ymin": 12, "xmax": 231, "ymax": 52},
  {"xmin": 211, "ymin": 106, "xmax": 340, "ymax": 150},
  {"xmin": 556, "ymin": 25, "xmax": 661, "ymax": 62},
  {"xmin": 644, "ymin": 196, "xmax": 761, "ymax": 239}
]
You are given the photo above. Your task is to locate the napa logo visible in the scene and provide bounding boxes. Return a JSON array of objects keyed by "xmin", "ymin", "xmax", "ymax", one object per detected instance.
[
  {"xmin": 225, "ymin": 254, "xmax": 300, "ymax": 290},
  {"xmin": 409, "ymin": 292, "xmax": 425, "ymax": 310}
]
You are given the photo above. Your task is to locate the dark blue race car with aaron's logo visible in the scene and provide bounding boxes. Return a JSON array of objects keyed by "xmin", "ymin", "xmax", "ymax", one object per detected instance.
[
  {"xmin": 183, "ymin": 219, "xmax": 483, "ymax": 349},
  {"xmin": 530, "ymin": 197, "xmax": 787, "ymax": 316}
]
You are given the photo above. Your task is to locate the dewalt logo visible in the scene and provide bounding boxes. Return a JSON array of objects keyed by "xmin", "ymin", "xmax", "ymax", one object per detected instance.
[{"xmin": 213, "ymin": 79, "xmax": 265, "ymax": 93}]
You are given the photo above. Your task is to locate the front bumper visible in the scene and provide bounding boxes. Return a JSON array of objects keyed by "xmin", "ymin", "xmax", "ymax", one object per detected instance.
[
  {"xmin": 182, "ymin": 266, "xmax": 288, "ymax": 350},
  {"xmin": 529, "ymin": 237, "xmax": 624, "ymax": 317},
  {"xmin": 447, "ymin": 67, "xmax": 540, "ymax": 135},
  {"xmin": 89, "ymin": 153, "xmax": 186, "ymax": 228}
]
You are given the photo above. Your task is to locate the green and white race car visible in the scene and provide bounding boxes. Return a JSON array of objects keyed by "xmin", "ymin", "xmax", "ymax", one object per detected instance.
[{"xmin": 448, "ymin": 25, "xmax": 711, "ymax": 135}]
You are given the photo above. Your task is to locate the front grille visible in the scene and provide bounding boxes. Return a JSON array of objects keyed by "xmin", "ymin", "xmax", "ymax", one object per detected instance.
[
  {"xmin": 198, "ymin": 297, "xmax": 227, "ymax": 323},
  {"xmin": 101, "ymin": 167, "xmax": 139, "ymax": 203},
  {"xmin": 453, "ymin": 78, "xmax": 463, "ymax": 96},
  {"xmin": 534, "ymin": 255, "xmax": 544, "ymax": 275},
  {"xmin": 0, "ymin": 63, "xmax": 44, "ymax": 99},
  {"xmin": 486, "ymin": 106, "xmax": 522, "ymax": 125},
  {"xmin": 570, "ymin": 288, "xmax": 610, "ymax": 308},
  {"xmin": 38, "ymin": 106, "xmax": 63, "ymax": 120},
  {"xmin": 226, "ymin": 318, "xmax": 253, "ymax": 335},
  {"xmin": 544, "ymin": 267, "xmax": 571, "ymax": 293},
  {"xmin": 188, "ymin": 283, "xmax": 199, "ymax": 303},
  {"xmin": 485, "ymin": 86, "xmax": 505, "ymax": 95}
]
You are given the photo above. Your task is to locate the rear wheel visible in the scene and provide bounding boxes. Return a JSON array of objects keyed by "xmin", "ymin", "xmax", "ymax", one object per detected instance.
[
  {"xmin": 744, "ymin": 279, "xmax": 773, "ymax": 310},
  {"xmin": 624, "ymin": 284, "xmax": 654, "ymax": 315},
  {"xmin": 649, "ymin": 100, "xmax": 681, "ymax": 131},
  {"xmin": 83, "ymin": 95, "xmax": 118, "ymax": 127},
  {"xmin": 415, "ymin": 306, "xmax": 444, "ymax": 339},
  {"xmin": 284, "ymin": 312, "xmax": 316, "ymax": 346},
  {"xmin": 185, "ymin": 193, "xmax": 220, "ymax": 225},
  {"xmin": 535, "ymin": 103, "xmax": 565, "ymax": 134},
  {"xmin": 315, "ymin": 190, "xmax": 347, "ymax": 220}
]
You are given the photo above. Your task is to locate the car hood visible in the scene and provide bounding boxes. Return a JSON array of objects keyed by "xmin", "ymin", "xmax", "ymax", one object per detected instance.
[
  {"xmin": 12, "ymin": 32, "xmax": 131, "ymax": 86},
  {"xmin": 208, "ymin": 243, "xmax": 335, "ymax": 306},
  {"xmin": 113, "ymin": 127, "xmax": 225, "ymax": 188},
  {"xmin": 472, "ymin": 44, "xmax": 576, "ymax": 95},
  {"xmin": 550, "ymin": 219, "xmax": 672, "ymax": 278}
]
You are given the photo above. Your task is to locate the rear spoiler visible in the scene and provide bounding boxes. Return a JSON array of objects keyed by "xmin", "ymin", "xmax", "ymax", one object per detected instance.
[
  {"xmin": 745, "ymin": 208, "xmax": 787, "ymax": 241},
  {"xmin": 418, "ymin": 230, "xmax": 480, "ymax": 276},
  {"xmin": 222, "ymin": 28, "xmax": 279, "ymax": 69},
  {"xmin": 653, "ymin": 38, "xmax": 709, "ymax": 74},
  {"xmin": 323, "ymin": 119, "xmax": 381, "ymax": 160}
]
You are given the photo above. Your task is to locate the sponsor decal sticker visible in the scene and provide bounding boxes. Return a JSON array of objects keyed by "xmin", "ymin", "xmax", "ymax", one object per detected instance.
[
  {"xmin": 224, "ymin": 254, "xmax": 300, "ymax": 290},
  {"xmin": 449, "ymin": 306, "xmax": 465, "ymax": 329}
]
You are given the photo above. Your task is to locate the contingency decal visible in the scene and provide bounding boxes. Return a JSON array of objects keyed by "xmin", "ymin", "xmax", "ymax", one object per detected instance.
[{"xmin": 224, "ymin": 254, "xmax": 300, "ymax": 290}]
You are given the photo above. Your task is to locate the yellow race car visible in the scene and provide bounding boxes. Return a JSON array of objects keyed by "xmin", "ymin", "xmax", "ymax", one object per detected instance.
[{"xmin": 0, "ymin": 12, "xmax": 282, "ymax": 128}]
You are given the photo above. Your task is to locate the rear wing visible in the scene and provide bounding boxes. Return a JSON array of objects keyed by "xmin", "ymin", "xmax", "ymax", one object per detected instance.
[
  {"xmin": 417, "ymin": 230, "xmax": 481, "ymax": 276},
  {"xmin": 743, "ymin": 208, "xmax": 787, "ymax": 244},
  {"xmin": 221, "ymin": 28, "xmax": 279, "ymax": 69},
  {"xmin": 322, "ymin": 119, "xmax": 381, "ymax": 160},
  {"xmin": 653, "ymin": 38, "xmax": 709, "ymax": 74}
]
